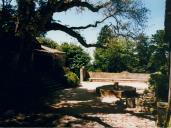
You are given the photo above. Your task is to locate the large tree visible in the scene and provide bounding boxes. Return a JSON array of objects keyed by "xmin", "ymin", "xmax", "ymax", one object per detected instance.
[
  {"xmin": 0, "ymin": 0, "xmax": 148, "ymax": 82},
  {"xmin": 0, "ymin": 0, "xmax": 148, "ymax": 47},
  {"xmin": 93, "ymin": 25, "xmax": 137, "ymax": 72}
]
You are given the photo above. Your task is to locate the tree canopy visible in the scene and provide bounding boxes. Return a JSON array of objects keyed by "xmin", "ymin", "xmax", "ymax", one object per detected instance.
[
  {"xmin": 37, "ymin": 37, "xmax": 61, "ymax": 49},
  {"xmin": 92, "ymin": 24, "xmax": 167, "ymax": 74},
  {"xmin": 60, "ymin": 43, "xmax": 91, "ymax": 76},
  {"xmin": 0, "ymin": 0, "xmax": 148, "ymax": 48},
  {"xmin": 148, "ymin": 30, "xmax": 168, "ymax": 72},
  {"xmin": 93, "ymin": 25, "xmax": 138, "ymax": 72}
]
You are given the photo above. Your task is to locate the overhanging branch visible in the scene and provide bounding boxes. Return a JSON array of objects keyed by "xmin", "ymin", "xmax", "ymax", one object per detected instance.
[
  {"xmin": 46, "ymin": 23, "xmax": 103, "ymax": 48},
  {"xmin": 55, "ymin": 1, "xmax": 111, "ymax": 12},
  {"xmin": 70, "ymin": 15, "xmax": 112, "ymax": 30},
  {"xmin": 37, "ymin": 1, "xmax": 111, "ymax": 31}
]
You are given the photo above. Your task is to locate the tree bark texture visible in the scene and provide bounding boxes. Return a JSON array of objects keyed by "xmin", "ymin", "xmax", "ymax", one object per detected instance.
[{"xmin": 164, "ymin": 0, "xmax": 171, "ymax": 126}]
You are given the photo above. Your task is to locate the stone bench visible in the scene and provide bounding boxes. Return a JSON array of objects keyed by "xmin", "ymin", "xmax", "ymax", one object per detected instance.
[{"xmin": 96, "ymin": 84, "xmax": 138, "ymax": 108}]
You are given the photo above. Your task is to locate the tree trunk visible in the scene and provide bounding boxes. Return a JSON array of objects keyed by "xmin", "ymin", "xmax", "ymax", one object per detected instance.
[
  {"xmin": 164, "ymin": 0, "xmax": 171, "ymax": 126},
  {"xmin": 17, "ymin": 32, "xmax": 40, "ymax": 73}
]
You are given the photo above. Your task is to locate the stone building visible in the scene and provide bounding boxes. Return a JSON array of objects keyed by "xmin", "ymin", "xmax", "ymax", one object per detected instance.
[{"xmin": 33, "ymin": 45, "xmax": 65, "ymax": 73}]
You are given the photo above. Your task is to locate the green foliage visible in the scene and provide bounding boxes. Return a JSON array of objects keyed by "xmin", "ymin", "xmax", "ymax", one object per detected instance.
[
  {"xmin": 93, "ymin": 26, "xmax": 168, "ymax": 75},
  {"xmin": 97, "ymin": 25, "xmax": 113, "ymax": 46},
  {"xmin": 132, "ymin": 30, "xmax": 168, "ymax": 73},
  {"xmin": 135, "ymin": 34, "xmax": 152, "ymax": 72},
  {"xmin": 1, "ymin": 0, "xmax": 148, "ymax": 48},
  {"xmin": 37, "ymin": 37, "xmax": 61, "ymax": 50},
  {"xmin": 35, "ymin": 37, "xmax": 82, "ymax": 88},
  {"xmin": 148, "ymin": 30, "xmax": 168, "ymax": 72},
  {"xmin": 36, "ymin": 37, "xmax": 91, "ymax": 77},
  {"xmin": 60, "ymin": 43, "xmax": 91, "ymax": 76},
  {"xmin": 148, "ymin": 30, "xmax": 169, "ymax": 101},
  {"xmin": 64, "ymin": 68, "xmax": 79, "ymax": 87},
  {"xmin": 149, "ymin": 72, "xmax": 168, "ymax": 101},
  {"xmin": 94, "ymin": 38, "xmax": 138, "ymax": 72},
  {"xmin": 93, "ymin": 25, "xmax": 138, "ymax": 72},
  {"xmin": 0, "ymin": 1, "xmax": 16, "ymax": 33}
]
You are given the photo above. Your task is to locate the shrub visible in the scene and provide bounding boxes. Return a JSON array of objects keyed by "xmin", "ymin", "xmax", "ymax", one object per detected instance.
[
  {"xmin": 60, "ymin": 43, "xmax": 91, "ymax": 77},
  {"xmin": 149, "ymin": 72, "xmax": 168, "ymax": 101},
  {"xmin": 65, "ymin": 69, "xmax": 79, "ymax": 87}
]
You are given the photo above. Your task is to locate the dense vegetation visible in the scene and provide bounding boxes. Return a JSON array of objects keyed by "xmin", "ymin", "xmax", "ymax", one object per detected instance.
[
  {"xmin": 148, "ymin": 30, "xmax": 168, "ymax": 101},
  {"xmin": 60, "ymin": 43, "xmax": 91, "ymax": 76},
  {"xmin": 38, "ymin": 28, "xmax": 168, "ymax": 103},
  {"xmin": 91, "ymin": 26, "xmax": 168, "ymax": 74},
  {"xmin": 92, "ymin": 25, "xmax": 137, "ymax": 72}
]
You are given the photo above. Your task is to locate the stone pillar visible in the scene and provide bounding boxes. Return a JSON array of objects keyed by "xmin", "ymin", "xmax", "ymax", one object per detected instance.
[{"xmin": 80, "ymin": 66, "xmax": 85, "ymax": 82}]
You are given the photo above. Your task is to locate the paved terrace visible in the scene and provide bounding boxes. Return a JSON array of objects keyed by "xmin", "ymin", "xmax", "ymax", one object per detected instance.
[
  {"xmin": 0, "ymin": 81, "xmax": 154, "ymax": 127},
  {"xmin": 48, "ymin": 81, "xmax": 155, "ymax": 128},
  {"xmin": 80, "ymin": 81, "xmax": 149, "ymax": 94}
]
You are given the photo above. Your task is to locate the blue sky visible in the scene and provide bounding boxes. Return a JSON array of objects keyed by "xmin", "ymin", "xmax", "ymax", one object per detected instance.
[
  {"xmin": 46, "ymin": 0, "xmax": 165, "ymax": 46},
  {"xmin": 143, "ymin": 0, "xmax": 165, "ymax": 35}
]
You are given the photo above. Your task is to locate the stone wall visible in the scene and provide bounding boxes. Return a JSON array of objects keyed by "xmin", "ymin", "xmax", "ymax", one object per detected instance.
[{"xmin": 82, "ymin": 70, "xmax": 150, "ymax": 83}]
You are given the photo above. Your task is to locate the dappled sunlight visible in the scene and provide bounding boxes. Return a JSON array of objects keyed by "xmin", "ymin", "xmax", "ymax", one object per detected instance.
[
  {"xmin": 56, "ymin": 114, "xmax": 110, "ymax": 128},
  {"xmin": 50, "ymin": 87, "xmax": 126, "ymax": 115},
  {"xmin": 86, "ymin": 113, "xmax": 155, "ymax": 128},
  {"xmin": 80, "ymin": 82, "xmax": 113, "ymax": 91},
  {"xmin": 51, "ymin": 100, "xmax": 93, "ymax": 109},
  {"xmin": 47, "ymin": 82, "xmax": 156, "ymax": 127},
  {"xmin": 0, "ymin": 83, "xmax": 155, "ymax": 127},
  {"xmin": 100, "ymin": 96, "xmax": 120, "ymax": 103}
]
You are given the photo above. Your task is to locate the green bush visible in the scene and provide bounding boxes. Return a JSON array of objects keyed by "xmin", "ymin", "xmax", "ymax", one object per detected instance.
[
  {"xmin": 149, "ymin": 72, "xmax": 168, "ymax": 101},
  {"xmin": 60, "ymin": 43, "xmax": 91, "ymax": 77},
  {"xmin": 65, "ymin": 69, "xmax": 79, "ymax": 87}
]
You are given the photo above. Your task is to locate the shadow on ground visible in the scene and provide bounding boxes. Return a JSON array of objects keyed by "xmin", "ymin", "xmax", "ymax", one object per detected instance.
[{"xmin": 0, "ymin": 87, "xmax": 156, "ymax": 127}]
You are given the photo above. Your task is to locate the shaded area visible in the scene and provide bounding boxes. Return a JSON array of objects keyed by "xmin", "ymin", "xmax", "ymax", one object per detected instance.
[
  {"xmin": 0, "ymin": 85, "xmax": 156, "ymax": 127},
  {"xmin": 50, "ymin": 88, "xmax": 125, "ymax": 114}
]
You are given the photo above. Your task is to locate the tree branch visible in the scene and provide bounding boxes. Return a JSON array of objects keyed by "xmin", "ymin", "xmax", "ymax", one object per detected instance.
[
  {"xmin": 70, "ymin": 15, "xmax": 112, "ymax": 30},
  {"xmin": 54, "ymin": 1, "xmax": 111, "ymax": 12},
  {"xmin": 111, "ymin": 16, "xmax": 138, "ymax": 39},
  {"xmin": 37, "ymin": 1, "xmax": 110, "ymax": 31},
  {"xmin": 2, "ymin": 0, "xmax": 5, "ymax": 8},
  {"xmin": 46, "ymin": 22, "xmax": 103, "ymax": 48}
]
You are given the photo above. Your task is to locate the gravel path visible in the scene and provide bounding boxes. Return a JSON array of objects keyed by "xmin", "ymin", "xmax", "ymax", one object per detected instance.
[{"xmin": 50, "ymin": 82, "xmax": 156, "ymax": 128}]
